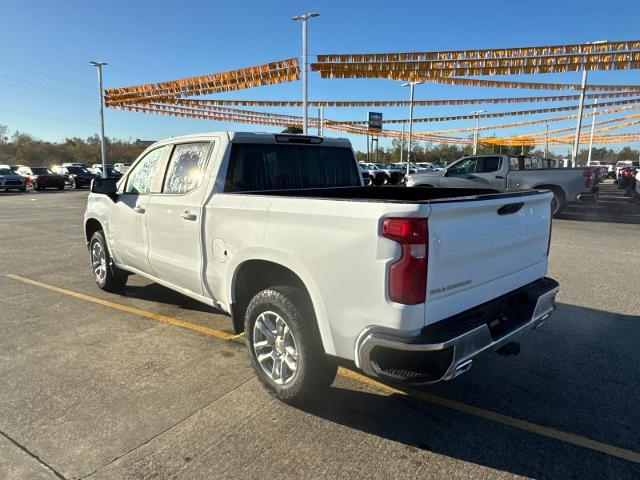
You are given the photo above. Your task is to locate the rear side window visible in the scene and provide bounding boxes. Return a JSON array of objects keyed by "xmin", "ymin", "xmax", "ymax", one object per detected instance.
[
  {"xmin": 478, "ymin": 157, "xmax": 501, "ymax": 173},
  {"xmin": 163, "ymin": 142, "xmax": 211, "ymax": 194},
  {"xmin": 125, "ymin": 147, "xmax": 166, "ymax": 194},
  {"xmin": 224, "ymin": 144, "xmax": 361, "ymax": 192}
]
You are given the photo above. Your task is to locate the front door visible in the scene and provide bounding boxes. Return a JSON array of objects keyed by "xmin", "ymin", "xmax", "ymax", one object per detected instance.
[
  {"xmin": 107, "ymin": 146, "xmax": 168, "ymax": 273},
  {"xmin": 146, "ymin": 142, "xmax": 213, "ymax": 296},
  {"xmin": 445, "ymin": 156, "xmax": 505, "ymax": 190}
]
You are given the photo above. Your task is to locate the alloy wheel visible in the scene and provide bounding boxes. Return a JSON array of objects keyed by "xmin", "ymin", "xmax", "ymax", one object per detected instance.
[{"xmin": 253, "ymin": 311, "xmax": 298, "ymax": 385}]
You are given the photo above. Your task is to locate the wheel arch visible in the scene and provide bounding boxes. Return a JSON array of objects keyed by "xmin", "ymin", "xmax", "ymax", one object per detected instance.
[
  {"xmin": 85, "ymin": 218, "xmax": 103, "ymax": 244},
  {"xmin": 229, "ymin": 258, "xmax": 334, "ymax": 354}
]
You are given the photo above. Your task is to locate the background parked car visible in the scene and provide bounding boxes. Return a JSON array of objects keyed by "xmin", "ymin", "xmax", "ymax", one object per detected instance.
[
  {"xmin": 89, "ymin": 164, "xmax": 124, "ymax": 181},
  {"xmin": 17, "ymin": 166, "xmax": 65, "ymax": 190},
  {"xmin": 114, "ymin": 162, "xmax": 131, "ymax": 173},
  {"xmin": 0, "ymin": 166, "xmax": 27, "ymax": 192},
  {"xmin": 52, "ymin": 165, "xmax": 97, "ymax": 189},
  {"xmin": 614, "ymin": 160, "xmax": 639, "ymax": 182},
  {"xmin": 373, "ymin": 163, "xmax": 405, "ymax": 185},
  {"xmin": 359, "ymin": 163, "xmax": 389, "ymax": 186}
]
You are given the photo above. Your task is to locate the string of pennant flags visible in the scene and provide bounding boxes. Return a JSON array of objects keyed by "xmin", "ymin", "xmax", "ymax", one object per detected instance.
[{"xmin": 104, "ymin": 39, "xmax": 640, "ymax": 146}]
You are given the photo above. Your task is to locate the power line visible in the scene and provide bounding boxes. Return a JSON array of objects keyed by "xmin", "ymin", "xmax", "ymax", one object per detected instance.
[{"xmin": 0, "ymin": 108, "xmax": 173, "ymax": 136}]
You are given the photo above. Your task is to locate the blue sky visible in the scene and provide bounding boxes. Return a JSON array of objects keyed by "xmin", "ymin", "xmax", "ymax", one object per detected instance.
[{"xmin": 1, "ymin": 0, "xmax": 640, "ymax": 153}]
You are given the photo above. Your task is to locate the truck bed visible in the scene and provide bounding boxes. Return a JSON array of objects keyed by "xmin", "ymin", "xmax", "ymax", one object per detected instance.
[{"xmin": 232, "ymin": 186, "xmax": 545, "ymax": 203}]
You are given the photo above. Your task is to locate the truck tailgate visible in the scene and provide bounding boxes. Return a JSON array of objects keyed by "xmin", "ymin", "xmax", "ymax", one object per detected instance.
[{"xmin": 425, "ymin": 191, "xmax": 552, "ymax": 326}]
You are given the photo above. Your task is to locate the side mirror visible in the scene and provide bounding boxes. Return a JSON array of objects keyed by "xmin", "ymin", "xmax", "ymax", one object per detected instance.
[
  {"xmin": 91, "ymin": 177, "xmax": 118, "ymax": 200},
  {"xmin": 442, "ymin": 169, "xmax": 449, "ymax": 177}
]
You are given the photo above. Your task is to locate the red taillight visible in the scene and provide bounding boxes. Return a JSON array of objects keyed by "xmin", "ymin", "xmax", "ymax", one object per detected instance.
[
  {"xmin": 382, "ymin": 218, "xmax": 428, "ymax": 304},
  {"xmin": 583, "ymin": 170, "xmax": 593, "ymax": 188}
]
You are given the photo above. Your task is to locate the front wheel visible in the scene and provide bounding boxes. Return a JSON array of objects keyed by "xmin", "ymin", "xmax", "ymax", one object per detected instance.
[
  {"xmin": 245, "ymin": 286, "xmax": 337, "ymax": 404},
  {"xmin": 89, "ymin": 230, "xmax": 128, "ymax": 292}
]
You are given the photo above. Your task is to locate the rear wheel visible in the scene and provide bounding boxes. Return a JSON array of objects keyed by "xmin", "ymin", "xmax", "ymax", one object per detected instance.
[
  {"xmin": 550, "ymin": 188, "xmax": 566, "ymax": 218},
  {"xmin": 89, "ymin": 230, "xmax": 128, "ymax": 292},
  {"xmin": 32, "ymin": 181, "xmax": 39, "ymax": 191},
  {"xmin": 245, "ymin": 286, "xmax": 337, "ymax": 404}
]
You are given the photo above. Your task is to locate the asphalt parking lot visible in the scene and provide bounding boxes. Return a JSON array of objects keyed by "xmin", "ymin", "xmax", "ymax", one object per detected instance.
[{"xmin": 1, "ymin": 181, "xmax": 639, "ymax": 480}]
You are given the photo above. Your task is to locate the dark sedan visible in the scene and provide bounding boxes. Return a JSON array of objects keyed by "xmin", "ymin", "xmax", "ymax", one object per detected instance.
[
  {"xmin": 18, "ymin": 166, "xmax": 65, "ymax": 190},
  {"xmin": 53, "ymin": 166, "xmax": 97, "ymax": 189}
]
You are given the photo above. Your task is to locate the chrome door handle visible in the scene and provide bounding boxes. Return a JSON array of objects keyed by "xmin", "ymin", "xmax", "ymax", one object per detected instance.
[
  {"xmin": 180, "ymin": 211, "xmax": 197, "ymax": 221},
  {"xmin": 133, "ymin": 205, "xmax": 145, "ymax": 214}
]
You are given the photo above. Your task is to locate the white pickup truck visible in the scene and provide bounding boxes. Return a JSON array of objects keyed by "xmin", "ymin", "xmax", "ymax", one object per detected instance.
[
  {"xmin": 406, "ymin": 154, "xmax": 598, "ymax": 216},
  {"xmin": 84, "ymin": 132, "xmax": 559, "ymax": 403}
]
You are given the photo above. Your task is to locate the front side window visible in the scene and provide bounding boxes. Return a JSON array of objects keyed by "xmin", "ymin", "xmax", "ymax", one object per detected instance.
[
  {"xmin": 449, "ymin": 158, "xmax": 478, "ymax": 175},
  {"xmin": 125, "ymin": 147, "xmax": 166, "ymax": 194},
  {"xmin": 163, "ymin": 142, "xmax": 211, "ymax": 194}
]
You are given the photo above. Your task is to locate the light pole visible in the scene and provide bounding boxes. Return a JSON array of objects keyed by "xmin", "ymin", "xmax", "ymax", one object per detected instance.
[
  {"xmin": 587, "ymin": 98, "xmax": 598, "ymax": 165},
  {"xmin": 90, "ymin": 61, "xmax": 108, "ymax": 179},
  {"xmin": 401, "ymin": 81, "xmax": 423, "ymax": 176},
  {"xmin": 471, "ymin": 110, "xmax": 486, "ymax": 155},
  {"xmin": 292, "ymin": 12, "xmax": 319, "ymax": 135},
  {"xmin": 399, "ymin": 123, "xmax": 405, "ymax": 164},
  {"xmin": 571, "ymin": 39, "xmax": 607, "ymax": 167},
  {"xmin": 544, "ymin": 124, "xmax": 549, "ymax": 158}
]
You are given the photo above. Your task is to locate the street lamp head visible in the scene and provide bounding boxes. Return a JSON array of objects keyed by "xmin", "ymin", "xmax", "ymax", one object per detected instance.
[
  {"xmin": 293, "ymin": 12, "xmax": 319, "ymax": 21},
  {"xmin": 401, "ymin": 81, "xmax": 423, "ymax": 87},
  {"xmin": 470, "ymin": 109, "xmax": 486, "ymax": 115},
  {"xmin": 89, "ymin": 61, "xmax": 107, "ymax": 67},
  {"xmin": 588, "ymin": 40, "xmax": 609, "ymax": 45}
]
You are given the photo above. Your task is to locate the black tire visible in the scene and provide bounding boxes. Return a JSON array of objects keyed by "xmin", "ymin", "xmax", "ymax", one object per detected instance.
[
  {"xmin": 550, "ymin": 188, "xmax": 566, "ymax": 218},
  {"xmin": 89, "ymin": 230, "xmax": 128, "ymax": 292},
  {"xmin": 70, "ymin": 178, "xmax": 78, "ymax": 189},
  {"xmin": 244, "ymin": 286, "xmax": 337, "ymax": 404},
  {"xmin": 372, "ymin": 174, "xmax": 386, "ymax": 186},
  {"xmin": 32, "ymin": 181, "xmax": 39, "ymax": 191}
]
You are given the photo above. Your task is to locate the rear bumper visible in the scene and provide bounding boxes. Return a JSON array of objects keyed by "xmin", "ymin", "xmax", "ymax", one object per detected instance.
[
  {"xmin": 356, "ymin": 277, "xmax": 559, "ymax": 384},
  {"xmin": 577, "ymin": 188, "xmax": 599, "ymax": 203}
]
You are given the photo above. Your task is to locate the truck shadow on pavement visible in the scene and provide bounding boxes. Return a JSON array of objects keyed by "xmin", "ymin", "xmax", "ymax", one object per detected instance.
[
  {"xmin": 558, "ymin": 182, "xmax": 640, "ymax": 225},
  {"xmin": 123, "ymin": 283, "xmax": 224, "ymax": 314},
  {"xmin": 300, "ymin": 303, "xmax": 640, "ymax": 479}
]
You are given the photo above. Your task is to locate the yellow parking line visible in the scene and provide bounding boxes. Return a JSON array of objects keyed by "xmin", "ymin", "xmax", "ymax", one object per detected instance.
[
  {"xmin": 338, "ymin": 368, "xmax": 640, "ymax": 465},
  {"xmin": 5, "ymin": 274, "xmax": 235, "ymax": 341},
  {"xmin": 7, "ymin": 273, "xmax": 640, "ymax": 465}
]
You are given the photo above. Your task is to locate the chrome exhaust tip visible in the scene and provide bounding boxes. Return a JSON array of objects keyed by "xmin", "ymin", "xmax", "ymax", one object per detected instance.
[{"xmin": 449, "ymin": 359, "xmax": 473, "ymax": 380}]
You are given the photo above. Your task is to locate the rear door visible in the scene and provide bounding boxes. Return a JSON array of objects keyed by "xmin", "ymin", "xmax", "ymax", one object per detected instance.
[
  {"xmin": 146, "ymin": 142, "xmax": 214, "ymax": 295},
  {"xmin": 424, "ymin": 191, "xmax": 552, "ymax": 325}
]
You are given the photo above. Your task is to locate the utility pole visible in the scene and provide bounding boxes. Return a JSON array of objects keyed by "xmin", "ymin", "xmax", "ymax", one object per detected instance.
[
  {"xmin": 571, "ymin": 40, "xmax": 607, "ymax": 167},
  {"xmin": 402, "ymin": 81, "xmax": 423, "ymax": 176},
  {"xmin": 587, "ymin": 98, "xmax": 598, "ymax": 165},
  {"xmin": 545, "ymin": 124, "xmax": 549, "ymax": 158},
  {"xmin": 292, "ymin": 12, "xmax": 319, "ymax": 134},
  {"xmin": 319, "ymin": 106, "xmax": 324, "ymax": 136},
  {"xmin": 471, "ymin": 110, "xmax": 486, "ymax": 155},
  {"xmin": 90, "ymin": 61, "xmax": 108, "ymax": 179},
  {"xmin": 399, "ymin": 123, "xmax": 405, "ymax": 163}
]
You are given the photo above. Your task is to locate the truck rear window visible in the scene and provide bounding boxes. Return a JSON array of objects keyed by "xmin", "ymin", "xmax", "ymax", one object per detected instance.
[{"xmin": 224, "ymin": 144, "xmax": 361, "ymax": 192}]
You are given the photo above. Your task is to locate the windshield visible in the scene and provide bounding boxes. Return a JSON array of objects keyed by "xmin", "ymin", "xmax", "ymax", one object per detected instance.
[
  {"xmin": 31, "ymin": 167, "xmax": 52, "ymax": 175},
  {"xmin": 0, "ymin": 168, "xmax": 13, "ymax": 175},
  {"xmin": 67, "ymin": 167, "xmax": 90, "ymax": 174}
]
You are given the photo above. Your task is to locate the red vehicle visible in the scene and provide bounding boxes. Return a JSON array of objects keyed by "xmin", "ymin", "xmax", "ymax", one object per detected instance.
[
  {"xmin": 618, "ymin": 166, "xmax": 638, "ymax": 193},
  {"xmin": 17, "ymin": 166, "xmax": 65, "ymax": 190}
]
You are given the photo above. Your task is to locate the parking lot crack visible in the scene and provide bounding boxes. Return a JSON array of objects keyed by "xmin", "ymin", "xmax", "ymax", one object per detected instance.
[
  {"xmin": 79, "ymin": 375, "xmax": 256, "ymax": 479},
  {"xmin": 0, "ymin": 428, "xmax": 68, "ymax": 480}
]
